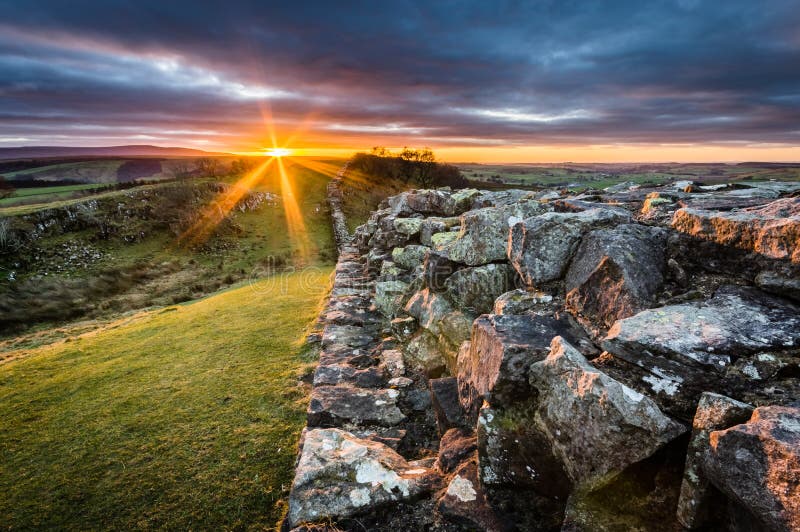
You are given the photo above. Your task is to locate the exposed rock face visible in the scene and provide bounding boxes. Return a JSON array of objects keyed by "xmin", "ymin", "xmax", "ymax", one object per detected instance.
[
  {"xmin": 444, "ymin": 263, "xmax": 514, "ymax": 315},
  {"xmin": 703, "ymin": 405, "xmax": 800, "ymax": 531},
  {"xmin": 603, "ymin": 285, "xmax": 800, "ymax": 372},
  {"xmin": 565, "ymin": 224, "xmax": 667, "ymax": 333},
  {"xmin": 287, "ymin": 428, "xmax": 439, "ymax": 527},
  {"xmin": 672, "ymin": 197, "xmax": 800, "ymax": 262},
  {"xmin": 447, "ymin": 200, "xmax": 550, "ymax": 266},
  {"xmin": 528, "ymin": 337, "xmax": 687, "ymax": 489},
  {"xmin": 457, "ymin": 313, "xmax": 584, "ymax": 420},
  {"xmin": 676, "ymin": 393, "xmax": 754, "ymax": 529},
  {"xmin": 308, "ymin": 386, "xmax": 405, "ymax": 427},
  {"xmin": 437, "ymin": 460, "xmax": 508, "ymax": 532},
  {"xmin": 290, "ymin": 179, "xmax": 800, "ymax": 531},
  {"xmin": 508, "ymin": 208, "xmax": 632, "ymax": 288}
]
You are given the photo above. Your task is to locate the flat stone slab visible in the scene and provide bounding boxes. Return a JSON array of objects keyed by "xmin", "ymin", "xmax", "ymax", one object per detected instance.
[
  {"xmin": 307, "ymin": 386, "xmax": 406, "ymax": 427},
  {"xmin": 287, "ymin": 428, "xmax": 438, "ymax": 527},
  {"xmin": 603, "ymin": 285, "xmax": 800, "ymax": 372}
]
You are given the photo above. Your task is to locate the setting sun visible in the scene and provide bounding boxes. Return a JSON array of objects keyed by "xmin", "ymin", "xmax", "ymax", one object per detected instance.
[{"xmin": 264, "ymin": 148, "xmax": 292, "ymax": 157}]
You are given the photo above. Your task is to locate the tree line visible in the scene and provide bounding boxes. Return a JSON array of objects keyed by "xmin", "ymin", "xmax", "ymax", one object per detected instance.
[{"xmin": 351, "ymin": 147, "xmax": 467, "ymax": 188}]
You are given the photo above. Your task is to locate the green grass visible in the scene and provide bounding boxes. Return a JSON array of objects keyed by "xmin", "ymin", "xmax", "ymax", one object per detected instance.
[
  {"xmin": 0, "ymin": 184, "xmax": 165, "ymax": 216},
  {"xmin": 0, "ymin": 183, "xmax": 107, "ymax": 206},
  {"xmin": 0, "ymin": 270, "xmax": 332, "ymax": 530}
]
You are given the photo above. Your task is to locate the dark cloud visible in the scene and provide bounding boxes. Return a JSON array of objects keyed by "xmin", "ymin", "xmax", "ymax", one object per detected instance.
[{"xmin": 0, "ymin": 0, "xmax": 798, "ymax": 150}]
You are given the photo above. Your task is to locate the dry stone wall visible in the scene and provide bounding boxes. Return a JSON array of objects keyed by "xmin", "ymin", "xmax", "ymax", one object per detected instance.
[{"xmin": 286, "ymin": 178, "xmax": 800, "ymax": 531}]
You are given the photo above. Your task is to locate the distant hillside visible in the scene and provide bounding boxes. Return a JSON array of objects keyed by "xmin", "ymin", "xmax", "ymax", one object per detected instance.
[{"xmin": 0, "ymin": 145, "xmax": 230, "ymax": 160}]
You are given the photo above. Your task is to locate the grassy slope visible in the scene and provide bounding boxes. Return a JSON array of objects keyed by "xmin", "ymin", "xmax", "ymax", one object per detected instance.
[
  {"xmin": 0, "ymin": 161, "xmax": 338, "ymax": 331},
  {"xmin": 0, "ymin": 183, "xmax": 107, "ymax": 207},
  {"xmin": 0, "ymin": 271, "xmax": 331, "ymax": 530}
]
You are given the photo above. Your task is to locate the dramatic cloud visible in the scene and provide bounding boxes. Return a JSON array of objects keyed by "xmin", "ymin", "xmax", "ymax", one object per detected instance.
[{"xmin": 0, "ymin": 0, "xmax": 798, "ymax": 157}]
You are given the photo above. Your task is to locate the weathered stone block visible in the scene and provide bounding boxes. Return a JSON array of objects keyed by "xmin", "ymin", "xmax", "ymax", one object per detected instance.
[
  {"xmin": 447, "ymin": 200, "xmax": 550, "ymax": 266},
  {"xmin": 565, "ymin": 224, "xmax": 667, "ymax": 333},
  {"xmin": 508, "ymin": 208, "xmax": 632, "ymax": 288},
  {"xmin": 287, "ymin": 428, "xmax": 439, "ymax": 526},
  {"xmin": 429, "ymin": 377, "xmax": 467, "ymax": 435},
  {"xmin": 444, "ymin": 263, "xmax": 514, "ymax": 315},
  {"xmin": 458, "ymin": 313, "xmax": 584, "ymax": 420},
  {"xmin": 703, "ymin": 405, "xmax": 800, "ymax": 532},
  {"xmin": 307, "ymin": 386, "xmax": 405, "ymax": 427},
  {"xmin": 672, "ymin": 197, "xmax": 800, "ymax": 263},
  {"xmin": 676, "ymin": 392, "xmax": 754, "ymax": 530},
  {"xmin": 528, "ymin": 337, "xmax": 687, "ymax": 489},
  {"xmin": 603, "ymin": 285, "xmax": 800, "ymax": 373}
]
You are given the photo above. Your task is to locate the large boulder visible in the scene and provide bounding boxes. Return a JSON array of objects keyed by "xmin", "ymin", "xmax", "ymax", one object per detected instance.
[
  {"xmin": 528, "ymin": 337, "xmax": 687, "ymax": 489},
  {"xmin": 676, "ymin": 393, "xmax": 754, "ymax": 529},
  {"xmin": 508, "ymin": 208, "xmax": 632, "ymax": 288},
  {"xmin": 672, "ymin": 197, "xmax": 800, "ymax": 263},
  {"xmin": 287, "ymin": 428, "xmax": 439, "ymax": 526},
  {"xmin": 447, "ymin": 200, "xmax": 550, "ymax": 266},
  {"xmin": 565, "ymin": 224, "xmax": 667, "ymax": 333},
  {"xmin": 444, "ymin": 263, "xmax": 514, "ymax": 315},
  {"xmin": 603, "ymin": 286, "xmax": 800, "ymax": 373},
  {"xmin": 703, "ymin": 405, "xmax": 800, "ymax": 531},
  {"xmin": 457, "ymin": 313, "xmax": 586, "ymax": 421}
]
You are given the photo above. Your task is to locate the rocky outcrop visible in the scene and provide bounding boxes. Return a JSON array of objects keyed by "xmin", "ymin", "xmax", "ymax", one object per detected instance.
[
  {"xmin": 528, "ymin": 337, "xmax": 687, "ymax": 490},
  {"xmin": 676, "ymin": 392, "xmax": 754, "ymax": 529},
  {"xmin": 565, "ymin": 224, "xmax": 667, "ymax": 333},
  {"xmin": 672, "ymin": 197, "xmax": 800, "ymax": 263},
  {"xmin": 508, "ymin": 207, "xmax": 631, "ymax": 288},
  {"xmin": 703, "ymin": 405, "xmax": 800, "ymax": 531},
  {"xmin": 288, "ymin": 177, "xmax": 800, "ymax": 531}
]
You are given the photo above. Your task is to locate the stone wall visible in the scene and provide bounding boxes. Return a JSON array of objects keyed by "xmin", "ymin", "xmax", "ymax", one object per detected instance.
[{"xmin": 286, "ymin": 179, "xmax": 800, "ymax": 531}]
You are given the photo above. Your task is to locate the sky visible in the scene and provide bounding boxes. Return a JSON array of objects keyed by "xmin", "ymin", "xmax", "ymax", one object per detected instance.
[{"xmin": 1, "ymin": 0, "xmax": 799, "ymax": 162}]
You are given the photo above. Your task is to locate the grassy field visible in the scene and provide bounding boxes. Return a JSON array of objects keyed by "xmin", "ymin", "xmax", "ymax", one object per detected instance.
[
  {"xmin": 459, "ymin": 162, "xmax": 800, "ymax": 189},
  {"xmin": 0, "ymin": 270, "xmax": 331, "ymax": 530},
  {"xmin": 0, "ymin": 183, "xmax": 108, "ymax": 207}
]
